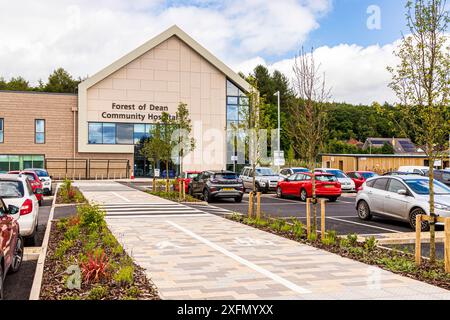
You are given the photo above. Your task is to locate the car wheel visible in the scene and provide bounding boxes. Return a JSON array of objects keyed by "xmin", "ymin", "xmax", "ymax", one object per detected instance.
[
  {"xmin": 300, "ymin": 189, "xmax": 308, "ymax": 202},
  {"xmin": 235, "ymin": 196, "xmax": 243, "ymax": 203},
  {"xmin": 0, "ymin": 264, "xmax": 4, "ymax": 300},
  {"xmin": 188, "ymin": 186, "xmax": 194, "ymax": 197},
  {"xmin": 409, "ymin": 208, "xmax": 430, "ymax": 231},
  {"xmin": 25, "ymin": 228, "xmax": 37, "ymax": 246},
  {"xmin": 276, "ymin": 187, "xmax": 283, "ymax": 198},
  {"xmin": 38, "ymin": 200, "xmax": 42, "ymax": 206},
  {"xmin": 357, "ymin": 200, "xmax": 372, "ymax": 221},
  {"xmin": 328, "ymin": 197, "xmax": 338, "ymax": 202},
  {"xmin": 9, "ymin": 236, "xmax": 23, "ymax": 274},
  {"xmin": 203, "ymin": 189, "xmax": 212, "ymax": 203}
]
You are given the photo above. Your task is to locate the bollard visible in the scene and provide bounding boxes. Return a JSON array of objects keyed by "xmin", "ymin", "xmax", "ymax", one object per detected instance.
[
  {"xmin": 445, "ymin": 218, "xmax": 450, "ymax": 273},
  {"xmin": 415, "ymin": 214, "xmax": 422, "ymax": 266},
  {"xmin": 306, "ymin": 198, "xmax": 311, "ymax": 238},
  {"xmin": 182, "ymin": 180, "xmax": 186, "ymax": 200},
  {"xmin": 321, "ymin": 199, "xmax": 326, "ymax": 238},
  {"xmin": 248, "ymin": 192, "xmax": 254, "ymax": 218},
  {"xmin": 256, "ymin": 192, "xmax": 261, "ymax": 219},
  {"xmin": 178, "ymin": 180, "xmax": 182, "ymax": 202}
]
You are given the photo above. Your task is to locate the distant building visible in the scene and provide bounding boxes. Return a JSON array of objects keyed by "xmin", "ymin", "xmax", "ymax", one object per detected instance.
[
  {"xmin": 362, "ymin": 137, "xmax": 419, "ymax": 154},
  {"xmin": 347, "ymin": 138, "xmax": 364, "ymax": 149}
]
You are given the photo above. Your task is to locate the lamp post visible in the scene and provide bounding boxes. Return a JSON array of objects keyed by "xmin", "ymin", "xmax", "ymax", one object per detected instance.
[{"xmin": 274, "ymin": 91, "xmax": 281, "ymax": 171}]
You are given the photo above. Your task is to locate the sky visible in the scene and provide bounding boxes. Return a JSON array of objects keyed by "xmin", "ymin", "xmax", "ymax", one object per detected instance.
[{"xmin": 0, "ymin": 0, "xmax": 443, "ymax": 105}]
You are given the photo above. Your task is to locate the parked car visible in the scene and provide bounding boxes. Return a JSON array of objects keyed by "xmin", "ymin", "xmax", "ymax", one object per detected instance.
[
  {"xmin": 356, "ymin": 175, "xmax": 450, "ymax": 231},
  {"xmin": 314, "ymin": 168, "xmax": 355, "ymax": 192},
  {"xmin": 174, "ymin": 171, "xmax": 201, "ymax": 193},
  {"xmin": 346, "ymin": 171, "xmax": 379, "ymax": 190},
  {"xmin": 25, "ymin": 168, "xmax": 52, "ymax": 195},
  {"xmin": 161, "ymin": 169, "xmax": 175, "ymax": 179},
  {"xmin": 0, "ymin": 174, "xmax": 41, "ymax": 245},
  {"xmin": 430, "ymin": 169, "xmax": 450, "ymax": 186},
  {"xmin": 383, "ymin": 171, "xmax": 420, "ymax": 176},
  {"xmin": 0, "ymin": 197, "xmax": 23, "ymax": 300},
  {"xmin": 8, "ymin": 171, "xmax": 43, "ymax": 206},
  {"xmin": 188, "ymin": 170, "xmax": 244, "ymax": 203},
  {"xmin": 279, "ymin": 167, "xmax": 310, "ymax": 178},
  {"xmin": 397, "ymin": 166, "xmax": 429, "ymax": 176},
  {"xmin": 240, "ymin": 166, "xmax": 282, "ymax": 193},
  {"xmin": 276, "ymin": 172, "xmax": 341, "ymax": 202}
]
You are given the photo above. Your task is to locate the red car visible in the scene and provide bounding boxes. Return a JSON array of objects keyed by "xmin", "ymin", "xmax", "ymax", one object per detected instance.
[
  {"xmin": 8, "ymin": 171, "xmax": 44, "ymax": 205},
  {"xmin": 345, "ymin": 171, "xmax": 379, "ymax": 190},
  {"xmin": 276, "ymin": 172, "xmax": 342, "ymax": 202},
  {"xmin": 0, "ymin": 197, "xmax": 23, "ymax": 300},
  {"xmin": 174, "ymin": 171, "xmax": 201, "ymax": 193}
]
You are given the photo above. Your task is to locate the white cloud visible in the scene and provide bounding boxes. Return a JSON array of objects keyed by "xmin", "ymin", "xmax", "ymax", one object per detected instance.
[
  {"xmin": 0, "ymin": 0, "xmax": 331, "ymax": 84},
  {"xmin": 236, "ymin": 40, "xmax": 401, "ymax": 105}
]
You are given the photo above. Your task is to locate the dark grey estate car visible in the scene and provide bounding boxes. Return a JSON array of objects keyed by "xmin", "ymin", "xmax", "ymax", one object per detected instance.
[{"xmin": 188, "ymin": 170, "xmax": 244, "ymax": 203}]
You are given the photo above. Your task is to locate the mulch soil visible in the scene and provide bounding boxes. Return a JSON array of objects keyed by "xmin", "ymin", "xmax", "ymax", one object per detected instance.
[{"xmin": 40, "ymin": 221, "xmax": 160, "ymax": 300}]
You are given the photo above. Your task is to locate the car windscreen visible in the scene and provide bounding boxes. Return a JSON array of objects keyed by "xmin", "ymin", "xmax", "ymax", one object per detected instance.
[
  {"xmin": 0, "ymin": 180, "xmax": 25, "ymax": 198},
  {"xmin": 33, "ymin": 170, "xmax": 49, "ymax": 177},
  {"xmin": 326, "ymin": 170, "xmax": 347, "ymax": 178},
  {"xmin": 405, "ymin": 179, "xmax": 450, "ymax": 195},
  {"xmin": 214, "ymin": 173, "xmax": 238, "ymax": 180},
  {"xmin": 316, "ymin": 175, "xmax": 337, "ymax": 182},
  {"xmin": 187, "ymin": 173, "xmax": 199, "ymax": 179},
  {"xmin": 361, "ymin": 172, "xmax": 378, "ymax": 179},
  {"xmin": 255, "ymin": 168, "xmax": 276, "ymax": 176},
  {"xmin": 293, "ymin": 168, "xmax": 309, "ymax": 173}
]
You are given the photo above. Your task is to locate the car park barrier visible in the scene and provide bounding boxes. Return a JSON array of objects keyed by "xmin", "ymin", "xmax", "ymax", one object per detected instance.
[
  {"xmin": 256, "ymin": 192, "xmax": 261, "ymax": 219},
  {"xmin": 415, "ymin": 215, "xmax": 450, "ymax": 273}
]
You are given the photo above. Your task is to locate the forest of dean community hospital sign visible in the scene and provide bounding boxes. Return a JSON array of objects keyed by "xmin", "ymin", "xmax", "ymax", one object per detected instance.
[{"xmin": 100, "ymin": 102, "xmax": 176, "ymax": 122}]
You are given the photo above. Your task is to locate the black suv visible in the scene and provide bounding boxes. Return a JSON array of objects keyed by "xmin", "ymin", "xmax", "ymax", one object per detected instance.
[{"xmin": 188, "ymin": 170, "xmax": 244, "ymax": 203}]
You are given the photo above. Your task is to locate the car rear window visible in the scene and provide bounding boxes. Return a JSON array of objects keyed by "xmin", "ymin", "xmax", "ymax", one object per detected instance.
[
  {"xmin": 34, "ymin": 170, "xmax": 49, "ymax": 177},
  {"xmin": 23, "ymin": 173, "xmax": 36, "ymax": 181},
  {"xmin": 361, "ymin": 172, "xmax": 377, "ymax": 179},
  {"xmin": 187, "ymin": 173, "xmax": 199, "ymax": 179},
  {"xmin": 316, "ymin": 175, "xmax": 337, "ymax": 182},
  {"xmin": 214, "ymin": 173, "xmax": 238, "ymax": 180},
  {"xmin": 0, "ymin": 180, "xmax": 25, "ymax": 198},
  {"xmin": 326, "ymin": 170, "xmax": 347, "ymax": 178}
]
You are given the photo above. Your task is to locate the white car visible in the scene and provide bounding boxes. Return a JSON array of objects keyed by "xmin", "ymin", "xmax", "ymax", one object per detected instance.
[
  {"xmin": 315, "ymin": 168, "xmax": 355, "ymax": 192},
  {"xmin": 279, "ymin": 167, "xmax": 310, "ymax": 178},
  {"xmin": 25, "ymin": 168, "xmax": 52, "ymax": 195},
  {"xmin": 0, "ymin": 174, "xmax": 41, "ymax": 245},
  {"xmin": 397, "ymin": 166, "xmax": 429, "ymax": 176}
]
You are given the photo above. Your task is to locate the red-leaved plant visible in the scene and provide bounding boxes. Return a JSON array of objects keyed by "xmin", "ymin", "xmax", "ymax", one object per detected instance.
[{"xmin": 80, "ymin": 252, "xmax": 109, "ymax": 283}]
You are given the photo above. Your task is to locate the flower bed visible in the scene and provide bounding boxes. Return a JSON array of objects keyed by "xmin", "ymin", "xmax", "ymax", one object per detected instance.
[
  {"xmin": 40, "ymin": 204, "xmax": 160, "ymax": 300},
  {"xmin": 147, "ymin": 190, "xmax": 201, "ymax": 203},
  {"xmin": 228, "ymin": 214, "xmax": 450, "ymax": 290},
  {"xmin": 56, "ymin": 179, "xmax": 86, "ymax": 204}
]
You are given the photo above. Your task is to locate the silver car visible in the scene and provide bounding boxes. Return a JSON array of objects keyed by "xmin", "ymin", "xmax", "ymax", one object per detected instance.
[{"xmin": 356, "ymin": 175, "xmax": 450, "ymax": 231}]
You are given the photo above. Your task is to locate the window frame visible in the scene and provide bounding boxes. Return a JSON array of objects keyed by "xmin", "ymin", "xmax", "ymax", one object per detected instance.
[
  {"xmin": 35, "ymin": 119, "xmax": 46, "ymax": 144},
  {"xmin": 0, "ymin": 118, "xmax": 3, "ymax": 143}
]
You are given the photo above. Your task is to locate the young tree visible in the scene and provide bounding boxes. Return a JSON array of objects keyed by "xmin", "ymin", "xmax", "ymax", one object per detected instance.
[
  {"xmin": 140, "ymin": 125, "xmax": 163, "ymax": 192},
  {"xmin": 171, "ymin": 102, "xmax": 195, "ymax": 175},
  {"xmin": 44, "ymin": 68, "xmax": 81, "ymax": 93},
  {"xmin": 386, "ymin": 0, "xmax": 449, "ymax": 262},
  {"xmin": 287, "ymin": 47, "xmax": 331, "ymax": 237}
]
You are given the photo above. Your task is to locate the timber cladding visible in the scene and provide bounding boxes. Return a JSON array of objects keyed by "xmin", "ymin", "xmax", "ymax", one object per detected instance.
[{"xmin": 320, "ymin": 154, "xmax": 445, "ymax": 174}]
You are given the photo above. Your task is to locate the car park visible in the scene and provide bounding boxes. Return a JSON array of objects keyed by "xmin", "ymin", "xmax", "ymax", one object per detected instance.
[
  {"xmin": 0, "ymin": 197, "xmax": 23, "ymax": 300},
  {"xmin": 174, "ymin": 171, "xmax": 201, "ymax": 193},
  {"xmin": 356, "ymin": 175, "xmax": 450, "ymax": 231},
  {"xmin": 0, "ymin": 174, "xmax": 41, "ymax": 245},
  {"xmin": 8, "ymin": 171, "xmax": 44, "ymax": 206},
  {"xmin": 279, "ymin": 167, "xmax": 310, "ymax": 178},
  {"xmin": 240, "ymin": 167, "xmax": 282, "ymax": 193},
  {"xmin": 25, "ymin": 168, "xmax": 52, "ymax": 195},
  {"xmin": 276, "ymin": 172, "xmax": 341, "ymax": 202},
  {"xmin": 314, "ymin": 168, "xmax": 355, "ymax": 192},
  {"xmin": 346, "ymin": 171, "xmax": 378, "ymax": 189},
  {"xmin": 188, "ymin": 170, "xmax": 244, "ymax": 203}
]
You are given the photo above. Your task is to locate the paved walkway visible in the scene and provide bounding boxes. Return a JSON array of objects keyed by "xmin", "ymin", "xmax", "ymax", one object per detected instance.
[{"xmin": 75, "ymin": 181, "xmax": 450, "ymax": 300}]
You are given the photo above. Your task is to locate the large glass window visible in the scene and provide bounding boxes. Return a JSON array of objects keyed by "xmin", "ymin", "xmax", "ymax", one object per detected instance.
[
  {"xmin": 134, "ymin": 124, "xmax": 146, "ymax": 144},
  {"xmin": 116, "ymin": 123, "xmax": 134, "ymax": 144},
  {"xmin": 35, "ymin": 119, "xmax": 45, "ymax": 144},
  {"xmin": 0, "ymin": 118, "xmax": 3, "ymax": 143},
  {"xmin": 88, "ymin": 123, "xmax": 103, "ymax": 144},
  {"xmin": 226, "ymin": 80, "xmax": 248, "ymax": 129},
  {"xmin": 103, "ymin": 123, "xmax": 116, "ymax": 144}
]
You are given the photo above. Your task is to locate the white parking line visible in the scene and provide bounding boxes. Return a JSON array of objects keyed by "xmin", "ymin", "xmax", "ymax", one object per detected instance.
[
  {"xmin": 167, "ymin": 220, "xmax": 311, "ymax": 295},
  {"xmin": 111, "ymin": 192, "xmax": 131, "ymax": 202},
  {"xmin": 327, "ymin": 217, "xmax": 402, "ymax": 233}
]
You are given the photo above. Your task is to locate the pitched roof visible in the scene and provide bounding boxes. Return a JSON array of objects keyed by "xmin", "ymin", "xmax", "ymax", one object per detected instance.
[{"xmin": 78, "ymin": 25, "xmax": 252, "ymax": 93}]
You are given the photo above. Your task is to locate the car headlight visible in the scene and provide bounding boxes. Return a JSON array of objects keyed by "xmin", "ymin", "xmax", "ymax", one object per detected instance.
[
  {"xmin": 260, "ymin": 181, "xmax": 266, "ymax": 187},
  {"xmin": 435, "ymin": 203, "xmax": 450, "ymax": 211}
]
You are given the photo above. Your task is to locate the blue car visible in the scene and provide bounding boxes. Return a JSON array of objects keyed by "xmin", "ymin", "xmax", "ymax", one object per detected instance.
[{"xmin": 160, "ymin": 170, "xmax": 175, "ymax": 178}]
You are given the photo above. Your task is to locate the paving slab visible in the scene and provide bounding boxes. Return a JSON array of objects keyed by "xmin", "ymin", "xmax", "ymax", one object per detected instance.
[{"xmin": 75, "ymin": 181, "xmax": 450, "ymax": 300}]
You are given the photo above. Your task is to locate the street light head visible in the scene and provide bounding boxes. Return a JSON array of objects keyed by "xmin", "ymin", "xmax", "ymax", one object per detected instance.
[{"xmin": 274, "ymin": 91, "xmax": 280, "ymax": 96}]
